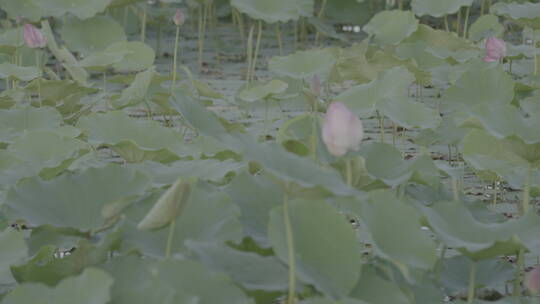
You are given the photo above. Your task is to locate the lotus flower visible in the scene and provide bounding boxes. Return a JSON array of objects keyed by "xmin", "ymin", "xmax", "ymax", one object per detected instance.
[
  {"xmin": 23, "ymin": 23, "xmax": 46, "ymax": 48},
  {"xmin": 483, "ymin": 37, "xmax": 506, "ymax": 62},
  {"xmin": 322, "ymin": 102, "xmax": 364, "ymax": 157},
  {"xmin": 173, "ymin": 9, "xmax": 185, "ymax": 26},
  {"xmin": 526, "ymin": 266, "xmax": 540, "ymax": 294}
]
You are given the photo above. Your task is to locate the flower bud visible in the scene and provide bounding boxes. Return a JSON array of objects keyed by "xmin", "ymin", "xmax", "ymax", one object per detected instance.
[
  {"xmin": 483, "ymin": 37, "xmax": 506, "ymax": 62},
  {"xmin": 322, "ymin": 102, "xmax": 364, "ymax": 157},
  {"xmin": 23, "ymin": 23, "xmax": 46, "ymax": 49},
  {"xmin": 526, "ymin": 266, "xmax": 540, "ymax": 294},
  {"xmin": 173, "ymin": 9, "xmax": 185, "ymax": 26}
]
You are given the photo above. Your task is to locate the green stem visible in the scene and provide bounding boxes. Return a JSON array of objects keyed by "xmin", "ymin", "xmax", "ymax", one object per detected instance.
[
  {"xmin": 452, "ymin": 178, "xmax": 459, "ymax": 201},
  {"xmin": 533, "ymin": 32, "xmax": 538, "ymax": 76},
  {"xmin": 263, "ymin": 98, "xmax": 269, "ymax": 136},
  {"xmin": 172, "ymin": 25, "xmax": 180, "ymax": 92},
  {"xmin": 463, "ymin": 6, "xmax": 470, "ymax": 38},
  {"xmin": 198, "ymin": 5, "xmax": 208, "ymax": 71},
  {"xmin": 492, "ymin": 179, "xmax": 498, "ymax": 206},
  {"xmin": 246, "ymin": 25, "xmax": 254, "ymax": 81},
  {"xmin": 276, "ymin": 22, "xmax": 283, "ymax": 56},
  {"xmin": 311, "ymin": 101, "xmax": 319, "ymax": 163},
  {"xmin": 376, "ymin": 111, "xmax": 385, "ymax": 143},
  {"xmin": 514, "ymin": 249, "xmax": 524, "ymax": 296},
  {"xmin": 250, "ymin": 21, "xmax": 263, "ymax": 82},
  {"xmin": 102, "ymin": 71, "xmax": 107, "ymax": 95},
  {"xmin": 283, "ymin": 185, "xmax": 296, "ymax": 304},
  {"xmin": 165, "ymin": 218, "xmax": 176, "ymax": 259},
  {"xmin": 141, "ymin": 2, "xmax": 147, "ymax": 42},
  {"xmin": 35, "ymin": 50, "xmax": 42, "ymax": 106},
  {"xmin": 156, "ymin": 22, "xmax": 162, "ymax": 58},
  {"xmin": 467, "ymin": 262, "xmax": 477, "ymax": 304},
  {"xmin": 345, "ymin": 159, "xmax": 353, "ymax": 187},
  {"xmin": 523, "ymin": 165, "xmax": 532, "ymax": 214},
  {"xmin": 457, "ymin": 9, "xmax": 462, "ymax": 35},
  {"xmin": 444, "ymin": 15, "xmax": 449, "ymax": 32}
]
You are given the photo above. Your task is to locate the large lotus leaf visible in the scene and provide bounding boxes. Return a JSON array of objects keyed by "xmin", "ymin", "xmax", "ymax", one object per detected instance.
[
  {"xmin": 0, "ymin": 0, "xmax": 43, "ymax": 22},
  {"xmin": 105, "ymin": 257, "xmax": 250, "ymax": 304},
  {"xmin": 411, "ymin": 0, "xmax": 472, "ymax": 17},
  {"xmin": 35, "ymin": 0, "xmax": 113, "ymax": 19},
  {"xmin": 349, "ymin": 265, "xmax": 412, "ymax": 304},
  {"xmin": 225, "ymin": 173, "xmax": 283, "ymax": 247},
  {"xmin": 0, "ymin": 63, "xmax": 39, "ymax": 81},
  {"xmin": 5, "ymin": 164, "xmax": 150, "ymax": 231},
  {"xmin": 367, "ymin": 49, "xmax": 432, "ymax": 86},
  {"xmin": 111, "ymin": 67, "xmax": 156, "ymax": 109},
  {"xmin": 358, "ymin": 191, "xmax": 437, "ymax": 271},
  {"xmin": 238, "ymin": 79, "xmax": 288, "ymax": 102},
  {"xmin": 0, "ymin": 27, "xmax": 24, "ymax": 48},
  {"xmin": 1, "ymin": 268, "xmax": 113, "ymax": 304},
  {"xmin": 363, "ymin": 143, "xmax": 440, "ymax": 188},
  {"xmin": 442, "ymin": 66, "xmax": 514, "ymax": 111},
  {"xmin": 414, "ymin": 117, "xmax": 468, "ymax": 147},
  {"xmin": 363, "ymin": 10, "xmax": 419, "ymax": 46},
  {"xmin": 491, "ymin": 2, "xmax": 540, "ymax": 29},
  {"xmin": 231, "ymin": 0, "xmax": 314, "ymax": 23},
  {"xmin": 0, "ymin": 229, "xmax": 27, "ymax": 285},
  {"xmin": 24, "ymin": 80, "xmax": 97, "ymax": 108},
  {"xmin": 187, "ymin": 241, "xmax": 288, "ymax": 291},
  {"xmin": 60, "ymin": 15, "xmax": 126, "ymax": 55},
  {"xmin": 122, "ymin": 183, "xmax": 242, "ymax": 257},
  {"xmin": 170, "ymin": 92, "xmax": 356, "ymax": 196},
  {"xmin": 77, "ymin": 111, "xmax": 191, "ymax": 163},
  {"xmin": 268, "ymin": 199, "xmax": 362, "ymax": 298},
  {"xmin": 419, "ymin": 200, "xmax": 540, "ymax": 260},
  {"xmin": 269, "ymin": 49, "xmax": 336, "ymax": 79},
  {"xmin": 402, "ymin": 24, "xmax": 475, "ymax": 52},
  {"xmin": 425, "ymin": 47, "xmax": 480, "ymax": 63},
  {"xmin": 0, "ymin": 107, "xmax": 79, "ymax": 144},
  {"xmin": 76, "ymin": 51, "xmax": 128, "ymax": 69},
  {"xmin": 132, "ymin": 159, "xmax": 245, "ymax": 187},
  {"xmin": 7, "ymin": 130, "xmax": 89, "ymax": 178},
  {"xmin": 324, "ymin": 0, "xmax": 371, "ymax": 24},
  {"xmin": 105, "ymin": 41, "xmax": 155, "ymax": 73},
  {"xmin": 0, "ymin": 151, "xmax": 42, "ymax": 188},
  {"xmin": 468, "ymin": 14, "xmax": 505, "ymax": 42},
  {"xmin": 336, "ymin": 66, "xmax": 414, "ymax": 116},
  {"xmin": 300, "ymin": 299, "xmax": 367, "ymax": 304},
  {"xmin": 395, "ymin": 42, "xmax": 447, "ymax": 70},
  {"xmin": 377, "ymin": 97, "xmax": 441, "ymax": 129}
]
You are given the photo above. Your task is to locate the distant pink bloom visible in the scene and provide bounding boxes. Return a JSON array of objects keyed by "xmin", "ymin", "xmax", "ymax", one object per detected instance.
[
  {"xmin": 526, "ymin": 266, "xmax": 540, "ymax": 294},
  {"xmin": 23, "ymin": 23, "xmax": 46, "ymax": 48},
  {"xmin": 322, "ymin": 102, "xmax": 364, "ymax": 157},
  {"xmin": 483, "ymin": 37, "xmax": 506, "ymax": 62},
  {"xmin": 173, "ymin": 9, "xmax": 185, "ymax": 26}
]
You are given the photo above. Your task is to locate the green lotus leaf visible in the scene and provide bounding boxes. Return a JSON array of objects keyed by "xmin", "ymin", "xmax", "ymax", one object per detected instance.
[
  {"xmin": 0, "ymin": 27, "xmax": 25, "ymax": 48},
  {"xmin": 105, "ymin": 41, "xmax": 155, "ymax": 73},
  {"xmin": 1, "ymin": 268, "xmax": 113, "ymax": 304},
  {"xmin": 0, "ymin": 63, "xmax": 40, "ymax": 81},
  {"xmin": 362, "ymin": 143, "xmax": 440, "ymax": 188},
  {"xmin": 411, "ymin": 0, "xmax": 472, "ymax": 17},
  {"xmin": 350, "ymin": 265, "xmax": 414, "ymax": 304},
  {"xmin": 105, "ymin": 257, "xmax": 250, "ymax": 304},
  {"xmin": 238, "ymin": 79, "xmax": 288, "ymax": 102},
  {"xmin": 110, "ymin": 66, "xmax": 155, "ymax": 108},
  {"xmin": 231, "ymin": 0, "xmax": 314, "ymax": 23},
  {"xmin": 0, "ymin": 0, "xmax": 43, "ymax": 22},
  {"xmin": 268, "ymin": 199, "xmax": 362, "ymax": 298},
  {"xmin": 5, "ymin": 164, "xmax": 150, "ymax": 231},
  {"xmin": 35, "ymin": 0, "xmax": 113, "ymax": 20},
  {"xmin": 336, "ymin": 66, "xmax": 414, "ymax": 116},
  {"xmin": 269, "ymin": 49, "xmax": 336, "ymax": 79},
  {"xmin": 395, "ymin": 42, "xmax": 447, "ymax": 70},
  {"xmin": 76, "ymin": 50, "xmax": 129, "ymax": 69},
  {"xmin": 0, "ymin": 151, "xmax": 42, "ymax": 188},
  {"xmin": 442, "ymin": 66, "xmax": 514, "ymax": 111},
  {"xmin": 0, "ymin": 228, "xmax": 27, "ymax": 285},
  {"xmin": 360, "ymin": 190, "xmax": 437, "ymax": 271},
  {"xmin": 491, "ymin": 2, "xmax": 540, "ymax": 29},
  {"xmin": 425, "ymin": 47, "xmax": 480, "ymax": 63},
  {"xmin": 77, "ymin": 111, "xmax": 192, "ymax": 163},
  {"xmin": 419, "ymin": 200, "xmax": 540, "ymax": 260},
  {"xmin": 363, "ymin": 10, "xmax": 419, "ymax": 46},
  {"xmin": 60, "ymin": 15, "xmax": 126, "ymax": 56},
  {"xmin": 300, "ymin": 299, "xmax": 367, "ymax": 304},
  {"xmin": 225, "ymin": 173, "xmax": 283, "ymax": 247},
  {"xmin": 377, "ymin": 96, "xmax": 441, "ymax": 129},
  {"xmin": 187, "ymin": 241, "xmax": 289, "ymax": 291},
  {"xmin": 468, "ymin": 14, "xmax": 505, "ymax": 42},
  {"xmin": 402, "ymin": 24, "xmax": 475, "ymax": 52},
  {"xmin": 0, "ymin": 107, "xmax": 78, "ymax": 144},
  {"xmin": 121, "ymin": 182, "xmax": 242, "ymax": 257},
  {"xmin": 324, "ymin": 0, "xmax": 372, "ymax": 25}
]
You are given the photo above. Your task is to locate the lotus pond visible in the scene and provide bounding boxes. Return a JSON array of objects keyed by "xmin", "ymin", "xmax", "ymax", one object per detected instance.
[{"xmin": 3, "ymin": 0, "xmax": 540, "ymax": 303}]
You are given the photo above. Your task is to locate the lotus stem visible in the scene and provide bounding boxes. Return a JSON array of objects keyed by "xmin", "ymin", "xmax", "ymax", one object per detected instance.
[
  {"xmin": 392, "ymin": 122, "xmax": 397, "ymax": 147},
  {"xmin": 376, "ymin": 111, "xmax": 385, "ymax": 143},
  {"xmin": 141, "ymin": 2, "xmax": 147, "ymax": 42},
  {"xmin": 123, "ymin": 6, "xmax": 129, "ymax": 28},
  {"xmin": 456, "ymin": 9, "xmax": 462, "ymax": 35},
  {"xmin": 467, "ymin": 262, "xmax": 477, "ymax": 304},
  {"xmin": 481, "ymin": 0, "xmax": 485, "ymax": 16},
  {"xmin": 294, "ymin": 21, "xmax": 299, "ymax": 50},
  {"xmin": 276, "ymin": 22, "xmax": 283, "ymax": 55},
  {"xmin": 103, "ymin": 71, "xmax": 107, "ymax": 95},
  {"xmin": 283, "ymin": 185, "xmax": 296, "ymax": 304},
  {"xmin": 444, "ymin": 15, "xmax": 449, "ymax": 32},
  {"xmin": 534, "ymin": 33, "xmax": 538, "ymax": 76},
  {"xmin": 452, "ymin": 178, "xmax": 459, "ymax": 201},
  {"xmin": 249, "ymin": 21, "xmax": 263, "ymax": 82},
  {"xmin": 514, "ymin": 249, "xmax": 524, "ymax": 296},
  {"xmin": 246, "ymin": 25, "xmax": 254, "ymax": 81},
  {"xmin": 463, "ymin": 6, "xmax": 470, "ymax": 38},
  {"xmin": 398, "ymin": 0, "xmax": 403, "ymax": 10},
  {"xmin": 314, "ymin": 0, "xmax": 328, "ymax": 44},
  {"xmin": 172, "ymin": 25, "xmax": 180, "ymax": 92},
  {"xmin": 492, "ymin": 179, "xmax": 498, "ymax": 205},
  {"xmin": 523, "ymin": 165, "xmax": 532, "ymax": 214},
  {"xmin": 156, "ymin": 22, "xmax": 162, "ymax": 58},
  {"xmin": 198, "ymin": 4, "xmax": 209, "ymax": 71},
  {"xmin": 263, "ymin": 98, "xmax": 269, "ymax": 136},
  {"xmin": 345, "ymin": 159, "xmax": 353, "ymax": 187},
  {"xmin": 165, "ymin": 218, "xmax": 176, "ymax": 259},
  {"xmin": 35, "ymin": 50, "xmax": 42, "ymax": 106}
]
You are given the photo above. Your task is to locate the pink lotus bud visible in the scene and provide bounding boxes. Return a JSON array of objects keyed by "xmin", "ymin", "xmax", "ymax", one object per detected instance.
[
  {"xmin": 483, "ymin": 37, "xmax": 506, "ymax": 62},
  {"xmin": 23, "ymin": 23, "xmax": 46, "ymax": 49},
  {"xmin": 322, "ymin": 102, "xmax": 364, "ymax": 157},
  {"xmin": 173, "ymin": 9, "xmax": 185, "ymax": 26},
  {"xmin": 526, "ymin": 266, "xmax": 540, "ymax": 294}
]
